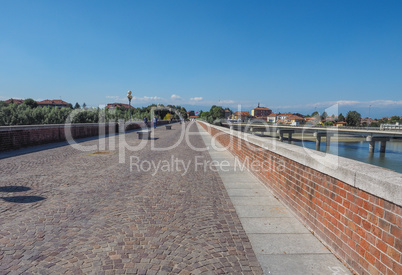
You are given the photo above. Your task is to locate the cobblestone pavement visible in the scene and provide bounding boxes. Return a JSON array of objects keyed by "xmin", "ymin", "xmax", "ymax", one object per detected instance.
[{"xmin": 0, "ymin": 122, "xmax": 263, "ymax": 274}]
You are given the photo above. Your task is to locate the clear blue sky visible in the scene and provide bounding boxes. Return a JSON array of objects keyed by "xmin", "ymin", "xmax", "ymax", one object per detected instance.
[{"xmin": 1, "ymin": 0, "xmax": 401, "ymax": 118}]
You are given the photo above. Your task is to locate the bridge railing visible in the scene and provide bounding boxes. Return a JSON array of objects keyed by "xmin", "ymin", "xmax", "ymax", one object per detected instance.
[{"xmin": 224, "ymin": 122, "xmax": 402, "ymax": 131}]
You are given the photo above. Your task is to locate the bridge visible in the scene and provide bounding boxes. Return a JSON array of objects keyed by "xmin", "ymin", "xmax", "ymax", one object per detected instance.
[
  {"xmin": 0, "ymin": 121, "xmax": 400, "ymax": 274},
  {"xmin": 224, "ymin": 122, "xmax": 402, "ymax": 153}
]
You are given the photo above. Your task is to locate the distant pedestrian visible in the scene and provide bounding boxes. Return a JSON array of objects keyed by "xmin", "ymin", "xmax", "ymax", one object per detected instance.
[
  {"xmin": 143, "ymin": 117, "xmax": 148, "ymax": 127},
  {"xmin": 153, "ymin": 117, "xmax": 157, "ymax": 129}
]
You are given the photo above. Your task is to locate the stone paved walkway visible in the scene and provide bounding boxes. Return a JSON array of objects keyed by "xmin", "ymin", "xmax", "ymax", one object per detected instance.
[{"xmin": 0, "ymin": 122, "xmax": 263, "ymax": 274}]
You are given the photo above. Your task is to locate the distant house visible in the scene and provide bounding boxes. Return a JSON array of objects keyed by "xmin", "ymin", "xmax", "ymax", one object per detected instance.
[
  {"xmin": 224, "ymin": 109, "xmax": 232, "ymax": 119},
  {"xmin": 360, "ymin": 118, "xmax": 377, "ymax": 126},
  {"xmin": 106, "ymin": 103, "xmax": 135, "ymax": 110},
  {"xmin": 38, "ymin": 99, "xmax": 71, "ymax": 108},
  {"xmin": 335, "ymin": 121, "xmax": 347, "ymax": 127},
  {"xmin": 5, "ymin": 98, "xmax": 24, "ymax": 104},
  {"xmin": 305, "ymin": 117, "xmax": 318, "ymax": 125},
  {"xmin": 231, "ymin": 111, "xmax": 252, "ymax": 121},
  {"xmin": 5, "ymin": 98, "xmax": 71, "ymax": 108},
  {"xmin": 267, "ymin": 113, "xmax": 280, "ymax": 123},
  {"xmin": 251, "ymin": 103, "xmax": 272, "ymax": 118},
  {"xmin": 292, "ymin": 113, "xmax": 304, "ymax": 118},
  {"xmin": 284, "ymin": 115, "xmax": 305, "ymax": 125},
  {"xmin": 189, "ymin": 115, "xmax": 199, "ymax": 120},
  {"xmin": 187, "ymin": 110, "xmax": 195, "ymax": 117},
  {"xmin": 278, "ymin": 113, "xmax": 294, "ymax": 121}
]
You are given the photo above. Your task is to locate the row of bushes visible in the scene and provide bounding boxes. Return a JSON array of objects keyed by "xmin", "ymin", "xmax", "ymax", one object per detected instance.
[{"xmin": 0, "ymin": 101, "xmax": 188, "ymax": 126}]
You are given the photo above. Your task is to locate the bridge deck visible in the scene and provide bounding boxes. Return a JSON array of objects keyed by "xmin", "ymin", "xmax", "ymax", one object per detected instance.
[{"xmin": 0, "ymin": 122, "xmax": 350, "ymax": 274}]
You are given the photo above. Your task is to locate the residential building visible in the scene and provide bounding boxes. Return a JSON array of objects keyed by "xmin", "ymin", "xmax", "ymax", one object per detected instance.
[
  {"xmin": 278, "ymin": 113, "xmax": 294, "ymax": 120},
  {"xmin": 292, "ymin": 113, "xmax": 304, "ymax": 118},
  {"xmin": 5, "ymin": 98, "xmax": 24, "ymax": 104},
  {"xmin": 360, "ymin": 118, "xmax": 377, "ymax": 126},
  {"xmin": 187, "ymin": 110, "xmax": 195, "ymax": 117},
  {"xmin": 267, "ymin": 113, "xmax": 280, "ymax": 123},
  {"xmin": 231, "ymin": 111, "xmax": 252, "ymax": 121},
  {"xmin": 250, "ymin": 103, "xmax": 272, "ymax": 118},
  {"xmin": 224, "ymin": 109, "xmax": 232, "ymax": 119},
  {"xmin": 38, "ymin": 99, "xmax": 71, "ymax": 108},
  {"xmin": 305, "ymin": 117, "xmax": 318, "ymax": 125},
  {"xmin": 284, "ymin": 115, "xmax": 305, "ymax": 125},
  {"xmin": 106, "ymin": 103, "xmax": 135, "ymax": 110},
  {"xmin": 5, "ymin": 98, "xmax": 71, "ymax": 108},
  {"xmin": 335, "ymin": 121, "xmax": 347, "ymax": 127}
]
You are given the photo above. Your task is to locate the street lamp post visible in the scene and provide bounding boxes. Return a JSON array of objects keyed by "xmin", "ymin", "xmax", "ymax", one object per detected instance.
[{"xmin": 127, "ymin": 90, "xmax": 133, "ymax": 122}]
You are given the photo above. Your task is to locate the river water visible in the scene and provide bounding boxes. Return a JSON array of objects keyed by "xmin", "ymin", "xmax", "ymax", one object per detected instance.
[{"xmin": 291, "ymin": 139, "xmax": 402, "ymax": 173}]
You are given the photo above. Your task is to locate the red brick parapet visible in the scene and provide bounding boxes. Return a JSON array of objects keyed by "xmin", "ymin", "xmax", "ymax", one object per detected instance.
[
  {"xmin": 0, "ymin": 121, "xmax": 175, "ymax": 152},
  {"xmin": 198, "ymin": 121, "xmax": 401, "ymax": 275}
]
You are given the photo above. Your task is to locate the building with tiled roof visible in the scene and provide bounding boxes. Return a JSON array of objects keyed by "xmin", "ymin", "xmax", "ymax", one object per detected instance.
[
  {"xmin": 106, "ymin": 103, "xmax": 135, "ymax": 110},
  {"xmin": 5, "ymin": 98, "xmax": 24, "ymax": 104},
  {"xmin": 38, "ymin": 99, "xmax": 71, "ymax": 108},
  {"xmin": 335, "ymin": 121, "xmax": 347, "ymax": 127},
  {"xmin": 278, "ymin": 113, "xmax": 294, "ymax": 120},
  {"xmin": 224, "ymin": 109, "xmax": 232, "ymax": 119},
  {"xmin": 231, "ymin": 111, "xmax": 252, "ymax": 121},
  {"xmin": 251, "ymin": 103, "xmax": 272, "ymax": 118},
  {"xmin": 267, "ymin": 112, "xmax": 281, "ymax": 123},
  {"xmin": 283, "ymin": 115, "xmax": 305, "ymax": 125}
]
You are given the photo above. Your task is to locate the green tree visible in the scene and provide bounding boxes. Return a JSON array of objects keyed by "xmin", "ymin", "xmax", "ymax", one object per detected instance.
[
  {"xmin": 23, "ymin": 98, "xmax": 38, "ymax": 108},
  {"xmin": 209, "ymin": 105, "xmax": 225, "ymax": 120},
  {"xmin": 346, "ymin": 111, "xmax": 361, "ymax": 126},
  {"xmin": 320, "ymin": 111, "xmax": 328, "ymax": 121},
  {"xmin": 82, "ymin": 102, "xmax": 87, "ymax": 109},
  {"xmin": 74, "ymin": 102, "xmax": 81, "ymax": 109},
  {"xmin": 390, "ymin": 116, "xmax": 401, "ymax": 124},
  {"xmin": 337, "ymin": 113, "xmax": 345, "ymax": 122}
]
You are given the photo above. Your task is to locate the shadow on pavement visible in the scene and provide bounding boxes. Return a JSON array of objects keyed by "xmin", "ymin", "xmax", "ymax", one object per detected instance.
[
  {"xmin": 1, "ymin": 196, "xmax": 46, "ymax": 203},
  {"xmin": 0, "ymin": 186, "xmax": 32, "ymax": 192}
]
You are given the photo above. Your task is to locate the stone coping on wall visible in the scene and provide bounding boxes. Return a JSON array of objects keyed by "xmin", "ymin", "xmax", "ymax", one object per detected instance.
[
  {"xmin": 0, "ymin": 122, "xmax": 147, "ymax": 132},
  {"xmin": 0, "ymin": 123, "xmax": 117, "ymax": 131},
  {"xmin": 199, "ymin": 121, "xmax": 402, "ymax": 206}
]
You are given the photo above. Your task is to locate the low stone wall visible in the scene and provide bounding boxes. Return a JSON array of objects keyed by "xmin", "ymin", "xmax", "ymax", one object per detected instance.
[{"xmin": 198, "ymin": 121, "xmax": 401, "ymax": 275}]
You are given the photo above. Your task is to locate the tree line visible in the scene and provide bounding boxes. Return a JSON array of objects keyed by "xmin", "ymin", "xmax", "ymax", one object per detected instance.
[
  {"xmin": 0, "ymin": 99, "xmax": 188, "ymax": 126},
  {"xmin": 306, "ymin": 110, "xmax": 401, "ymax": 127},
  {"xmin": 199, "ymin": 105, "xmax": 229, "ymax": 124}
]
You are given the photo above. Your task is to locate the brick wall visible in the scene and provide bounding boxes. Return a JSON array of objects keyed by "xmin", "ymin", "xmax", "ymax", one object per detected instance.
[
  {"xmin": 0, "ymin": 121, "xmax": 177, "ymax": 152},
  {"xmin": 0, "ymin": 123, "xmax": 117, "ymax": 152},
  {"xmin": 199, "ymin": 122, "xmax": 401, "ymax": 275}
]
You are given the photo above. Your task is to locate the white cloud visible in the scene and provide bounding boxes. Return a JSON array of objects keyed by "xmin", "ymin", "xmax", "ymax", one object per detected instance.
[
  {"xmin": 171, "ymin": 94, "xmax": 181, "ymax": 100},
  {"xmin": 106, "ymin": 95, "xmax": 163, "ymax": 103},
  {"xmin": 367, "ymin": 100, "xmax": 402, "ymax": 106},
  {"xmin": 220, "ymin": 100, "xmax": 235, "ymax": 104},
  {"xmin": 190, "ymin": 97, "xmax": 203, "ymax": 101},
  {"xmin": 106, "ymin": 96, "xmax": 123, "ymax": 101},
  {"xmin": 140, "ymin": 96, "xmax": 162, "ymax": 101},
  {"xmin": 307, "ymin": 99, "xmax": 402, "ymax": 108}
]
